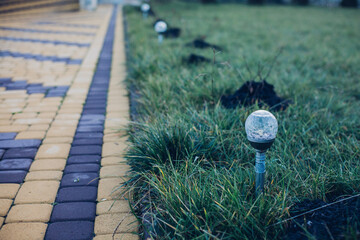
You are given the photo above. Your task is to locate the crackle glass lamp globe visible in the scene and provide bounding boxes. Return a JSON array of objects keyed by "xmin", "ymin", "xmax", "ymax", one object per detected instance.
[
  {"xmin": 245, "ymin": 110, "xmax": 278, "ymax": 151},
  {"xmin": 154, "ymin": 21, "xmax": 167, "ymax": 34},
  {"xmin": 245, "ymin": 110, "xmax": 278, "ymax": 196},
  {"xmin": 141, "ymin": 3, "xmax": 150, "ymax": 13}
]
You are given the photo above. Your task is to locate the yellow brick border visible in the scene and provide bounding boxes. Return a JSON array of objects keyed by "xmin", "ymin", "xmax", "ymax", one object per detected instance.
[{"xmin": 94, "ymin": 5, "xmax": 139, "ymax": 240}]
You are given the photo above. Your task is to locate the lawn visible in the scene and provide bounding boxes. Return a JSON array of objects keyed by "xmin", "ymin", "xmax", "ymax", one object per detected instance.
[{"xmin": 123, "ymin": 2, "xmax": 360, "ymax": 239}]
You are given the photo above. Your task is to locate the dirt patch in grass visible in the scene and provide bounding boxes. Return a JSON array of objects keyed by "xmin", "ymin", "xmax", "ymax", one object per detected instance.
[
  {"xmin": 284, "ymin": 196, "xmax": 360, "ymax": 239},
  {"xmin": 221, "ymin": 80, "xmax": 290, "ymax": 111},
  {"xmin": 186, "ymin": 38, "xmax": 222, "ymax": 51},
  {"xmin": 185, "ymin": 54, "xmax": 212, "ymax": 64}
]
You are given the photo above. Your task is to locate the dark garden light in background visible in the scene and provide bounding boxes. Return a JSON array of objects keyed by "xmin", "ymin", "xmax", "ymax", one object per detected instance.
[
  {"xmin": 141, "ymin": 3, "xmax": 150, "ymax": 19},
  {"xmin": 245, "ymin": 110, "xmax": 278, "ymax": 196},
  {"xmin": 154, "ymin": 20, "xmax": 167, "ymax": 43}
]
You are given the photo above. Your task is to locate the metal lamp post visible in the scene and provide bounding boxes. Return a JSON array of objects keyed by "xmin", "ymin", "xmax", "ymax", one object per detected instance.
[
  {"xmin": 245, "ymin": 110, "xmax": 278, "ymax": 196},
  {"xmin": 154, "ymin": 21, "xmax": 167, "ymax": 44}
]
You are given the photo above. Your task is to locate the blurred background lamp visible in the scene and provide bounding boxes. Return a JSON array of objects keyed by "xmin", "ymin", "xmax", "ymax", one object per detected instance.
[
  {"xmin": 245, "ymin": 110, "xmax": 278, "ymax": 196},
  {"xmin": 141, "ymin": 3, "xmax": 150, "ymax": 19},
  {"xmin": 154, "ymin": 21, "xmax": 167, "ymax": 43}
]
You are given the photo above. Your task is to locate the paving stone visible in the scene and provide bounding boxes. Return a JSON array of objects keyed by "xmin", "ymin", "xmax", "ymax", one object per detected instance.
[
  {"xmin": 103, "ymin": 133, "xmax": 124, "ymax": 142},
  {"xmin": 104, "ymin": 128, "xmax": 122, "ymax": 135},
  {"xmin": 102, "ymin": 142, "xmax": 126, "ymax": 157},
  {"xmin": 75, "ymin": 132, "xmax": 104, "ymax": 139},
  {"xmin": 0, "ymin": 139, "xmax": 41, "ymax": 149},
  {"xmin": 0, "ymin": 222, "xmax": 47, "ymax": 240},
  {"xmin": 6, "ymin": 204, "xmax": 52, "ymax": 223},
  {"xmin": 42, "ymin": 137, "xmax": 73, "ymax": 144},
  {"xmin": 97, "ymin": 178, "xmax": 124, "ymax": 201},
  {"xmin": 0, "ymin": 149, "xmax": 4, "ymax": 158},
  {"xmin": 100, "ymin": 165, "xmax": 130, "ymax": 178},
  {"xmin": 45, "ymin": 221, "xmax": 94, "ymax": 240},
  {"xmin": 101, "ymin": 157, "xmax": 125, "ymax": 166},
  {"xmin": 58, "ymin": 108, "xmax": 83, "ymax": 114},
  {"xmin": 64, "ymin": 164, "xmax": 99, "ymax": 174},
  {"xmin": 36, "ymin": 144, "xmax": 71, "ymax": 159},
  {"xmin": 67, "ymin": 155, "xmax": 101, "ymax": 164},
  {"xmin": 96, "ymin": 200, "xmax": 130, "ymax": 215},
  {"xmin": 93, "ymin": 234, "xmax": 139, "ymax": 240},
  {"xmin": 80, "ymin": 114, "xmax": 105, "ymax": 121},
  {"xmin": 0, "ymin": 199, "xmax": 13, "ymax": 216},
  {"xmin": 0, "ymin": 184, "xmax": 20, "ymax": 198},
  {"xmin": 94, "ymin": 213, "xmax": 138, "ymax": 234},
  {"xmin": 56, "ymin": 186, "xmax": 97, "ymax": 203},
  {"xmin": 3, "ymin": 148, "xmax": 37, "ymax": 159},
  {"xmin": 60, "ymin": 172, "xmax": 99, "ymax": 188},
  {"xmin": 0, "ymin": 159, "xmax": 32, "ymax": 171},
  {"xmin": 0, "ymin": 170, "xmax": 27, "ymax": 183},
  {"xmin": 76, "ymin": 125, "xmax": 104, "ymax": 133},
  {"xmin": 15, "ymin": 181, "xmax": 59, "ymax": 204},
  {"xmin": 0, "ymin": 217, "xmax": 3, "ymax": 228},
  {"xmin": 70, "ymin": 145, "xmax": 102, "ymax": 156},
  {"xmin": 83, "ymin": 109, "xmax": 106, "ymax": 115},
  {"xmin": 29, "ymin": 159, "xmax": 66, "ymax": 171},
  {"xmin": 28, "ymin": 124, "xmax": 50, "ymax": 131},
  {"xmin": 46, "ymin": 126, "xmax": 77, "ymax": 137},
  {"xmin": 78, "ymin": 119, "xmax": 104, "ymax": 126},
  {"xmin": 38, "ymin": 112, "xmax": 56, "ymax": 119},
  {"xmin": 0, "ymin": 114, "xmax": 12, "ymax": 120},
  {"xmin": 14, "ymin": 119, "xmax": 52, "ymax": 125},
  {"xmin": 16, "ymin": 131, "xmax": 46, "ymax": 139},
  {"xmin": 51, "ymin": 202, "xmax": 96, "ymax": 222},
  {"xmin": 0, "ymin": 133, "xmax": 17, "ymax": 140},
  {"xmin": 0, "ymin": 126, "xmax": 28, "ymax": 133},
  {"xmin": 52, "ymin": 120, "xmax": 78, "ymax": 126},
  {"xmin": 25, "ymin": 171, "xmax": 62, "ymax": 181},
  {"xmin": 72, "ymin": 138, "xmax": 103, "ymax": 146},
  {"xmin": 55, "ymin": 113, "xmax": 81, "ymax": 120},
  {"xmin": 83, "ymin": 103, "xmax": 106, "ymax": 109}
]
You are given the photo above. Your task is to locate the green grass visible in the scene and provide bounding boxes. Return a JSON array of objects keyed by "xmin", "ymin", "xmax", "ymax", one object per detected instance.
[{"xmin": 123, "ymin": 2, "xmax": 360, "ymax": 239}]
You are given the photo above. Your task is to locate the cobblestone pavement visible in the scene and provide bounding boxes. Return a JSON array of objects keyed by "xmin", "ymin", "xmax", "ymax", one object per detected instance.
[{"xmin": 0, "ymin": 4, "xmax": 137, "ymax": 240}]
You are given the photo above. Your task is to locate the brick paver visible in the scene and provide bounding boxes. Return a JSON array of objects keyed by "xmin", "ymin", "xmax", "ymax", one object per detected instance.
[{"xmin": 0, "ymin": 3, "xmax": 136, "ymax": 239}]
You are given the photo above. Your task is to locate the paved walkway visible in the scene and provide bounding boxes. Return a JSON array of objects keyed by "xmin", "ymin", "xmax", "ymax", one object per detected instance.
[{"xmin": 0, "ymin": 4, "xmax": 137, "ymax": 240}]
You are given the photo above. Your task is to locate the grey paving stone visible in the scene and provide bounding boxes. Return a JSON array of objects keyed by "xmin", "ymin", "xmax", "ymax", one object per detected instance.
[
  {"xmin": 0, "ymin": 139, "xmax": 41, "ymax": 148},
  {"xmin": 69, "ymin": 145, "xmax": 102, "ymax": 156},
  {"xmin": 3, "ymin": 148, "xmax": 37, "ymax": 159},
  {"xmin": 78, "ymin": 119, "xmax": 104, "ymax": 126},
  {"xmin": 60, "ymin": 172, "xmax": 99, "ymax": 188},
  {"xmin": 76, "ymin": 125, "xmax": 104, "ymax": 133},
  {"xmin": 80, "ymin": 114, "xmax": 105, "ymax": 121},
  {"xmin": 72, "ymin": 138, "xmax": 103, "ymax": 146},
  {"xmin": 0, "ymin": 158, "xmax": 32, "ymax": 170},
  {"xmin": 82, "ymin": 109, "xmax": 106, "ymax": 115},
  {"xmin": 56, "ymin": 186, "xmax": 97, "ymax": 202},
  {"xmin": 50, "ymin": 202, "xmax": 96, "ymax": 222},
  {"xmin": 67, "ymin": 155, "xmax": 101, "ymax": 164},
  {"xmin": 64, "ymin": 164, "xmax": 99, "ymax": 174},
  {"xmin": 45, "ymin": 221, "xmax": 94, "ymax": 240},
  {"xmin": 74, "ymin": 133, "xmax": 103, "ymax": 139},
  {"xmin": 0, "ymin": 132, "xmax": 17, "ymax": 140},
  {"xmin": 0, "ymin": 170, "xmax": 27, "ymax": 183}
]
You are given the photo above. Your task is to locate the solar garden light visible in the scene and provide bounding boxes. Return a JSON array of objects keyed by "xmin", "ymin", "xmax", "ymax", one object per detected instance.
[
  {"xmin": 154, "ymin": 21, "xmax": 167, "ymax": 44},
  {"xmin": 245, "ymin": 110, "xmax": 278, "ymax": 196},
  {"xmin": 141, "ymin": 3, "xmax": 150, "ymax": 19}
]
